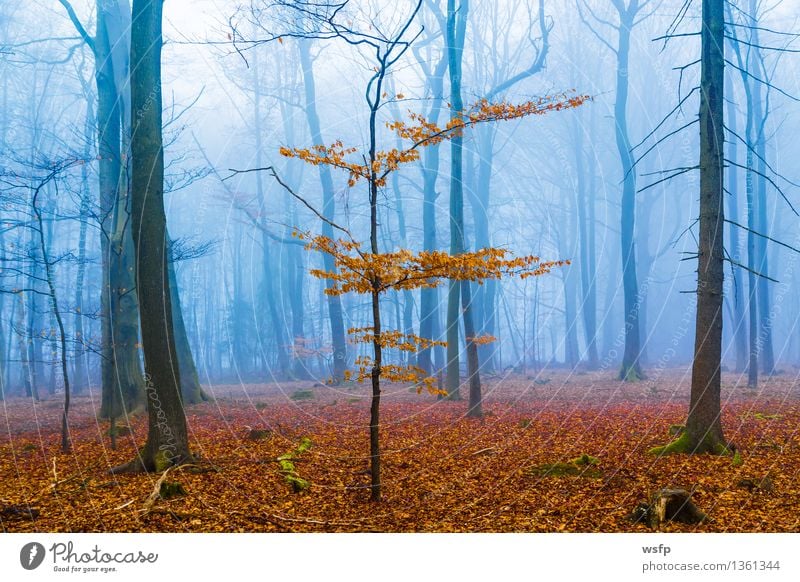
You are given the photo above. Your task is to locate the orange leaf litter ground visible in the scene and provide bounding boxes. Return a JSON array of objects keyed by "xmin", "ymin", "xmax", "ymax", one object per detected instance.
[{"xmin": 2, "ymin": 370, "xmax": 799, "ymax": 532}]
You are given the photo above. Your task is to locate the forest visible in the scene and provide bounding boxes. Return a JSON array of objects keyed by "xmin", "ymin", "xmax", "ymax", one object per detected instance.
[{"xmin": 1, "ymin": 0, "xmax": 799, "ymax": 534}]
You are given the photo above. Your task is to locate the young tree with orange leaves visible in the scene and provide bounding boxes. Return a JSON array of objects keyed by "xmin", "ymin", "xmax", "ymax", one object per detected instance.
[
  {"xmin": 230, "ymin": 0, "xmax": 587, "ymax": 501},
  {"xmin": 235, "ymin": 94, "xmax": 586, "ymax": 501}
]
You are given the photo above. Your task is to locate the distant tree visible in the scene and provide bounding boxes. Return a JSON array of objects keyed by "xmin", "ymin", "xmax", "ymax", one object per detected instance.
[
  {"xmin": 0, "ymin": 160, "xmax": 82, "ymax": 450},
  {"xmin": 298, "ymin": 39, "xmax": 348, "ymax": 382},
  {"xmin": 578, "ymin": 0, "xmax": 657, "ymax": 381}
]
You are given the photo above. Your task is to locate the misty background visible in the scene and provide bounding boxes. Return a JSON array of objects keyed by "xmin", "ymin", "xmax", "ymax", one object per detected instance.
[{"xmin": 1, "ymin": 0, "xmax": 798, "ymax": 400}]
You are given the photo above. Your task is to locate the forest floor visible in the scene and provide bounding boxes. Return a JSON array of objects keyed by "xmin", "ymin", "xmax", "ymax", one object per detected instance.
[{"xmin": 2, "ymin": 369, "xmax": 800, "ymax": 532}]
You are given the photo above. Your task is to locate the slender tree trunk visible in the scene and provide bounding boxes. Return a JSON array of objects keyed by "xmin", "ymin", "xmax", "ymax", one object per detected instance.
[
  {"xmin": 445, "ymin": 0, "xmax": 476, "ymax": 402},
  {"xmin": 367, "ymin": 78, "xmax": 384, "ymax": 501},
  {"xmin": 72, "ymin": 110, "xmax": 93, "ymax": 393},
  {"xmin": 32, "ymin": 185, "xmax": 71, "ymax": 452},
  {"xmin": 686, "ymin": 0, "xmax": 727, "ymax": 453},
  {"xmin": 473, "ymin": 129, "xmax": 496, "ymax": 373},
  {"xmin": 615, "ymin": 10, "xmax": 644, "ymax": 381},
  {"xmin": 754, "ymin": 122, "xmax": 773, "ymax": 375},
  {"xmin": 168, "ymin": 251, "xmax": 206, "ymax": 403},
  {"xmin": 416, "ymin": 54, "xmax": 447, "ymax": 378},
  {"xmin": 724, "ymin": 74, "xmax": 748, "ymax": 372},
  {"xmin": 745, "ymin": 148, "xmax": 759, "ymax": 387},
  {"xmin": 298, "ymin": 41, "xmax": 347, "ymax": 382},
  {"xmin": 575, "ymin": 119, "xmax": 599, "ymax": 368}
]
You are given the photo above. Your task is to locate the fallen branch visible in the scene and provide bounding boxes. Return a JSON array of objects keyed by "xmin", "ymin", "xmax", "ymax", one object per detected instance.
[{"xmin": 142, "ymin": 468, "xmax": 172, "ymax": 514}]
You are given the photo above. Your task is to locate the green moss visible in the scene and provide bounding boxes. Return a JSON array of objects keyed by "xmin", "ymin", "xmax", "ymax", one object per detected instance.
[
  {"xmin": 247, "ymin": 429, "xmax": 272, "ymax": 441},
  {"xmin": 284, "ymin": 474, "xmax": 310, "ymax": 492},
  {"xmin": 753, "ymin": 412, "xmax": 780, "ymax": 420},
  {"xmin": 529, "ymin": 460, "xmax": 602, "ymax": 479},
  {"xmin": 619, "ymin": 364, "xmax": 644, "ymax": 382},
  {"xmin": 519, "ymin": 419, "xmax": 532, "ymax": 429},
  {"xmin": 296, "ymin": 437, "xmax": 313, "ymax": 454},
  {"xmin": 154, "ymin": 449, "xmax": 173, "ymax": 472},
  {"xmin": 159, "ymin": 481, "xmax": 187, "ymax": 499},
  {"xmin": 649, "ymin": 431, "xmax": 732, "ymax": 457},
  {"xmin": 276, "ymin": 436, "xmax": 313, "ymax": 493},
  {"xmin": 571, "ymin": 453, "xmax": 599, "ymax": 466},
  {"xmin": 732, "ymin": 449, "xmax": 743, "ymax": 467},
  {"xmin": 22, "ymin": 443, "xmax": 38, "ymax": 452},
  {"xmin": 668, "ymin": 424, "xmax": 685, "ymax": 436},
  {"xmin": 290, "ymin": 389, "xmax": 315, "ymax": 401}
]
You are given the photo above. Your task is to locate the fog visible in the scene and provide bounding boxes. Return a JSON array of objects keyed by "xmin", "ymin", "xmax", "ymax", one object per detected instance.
[{"xmin": 1, "ymin": 0, "xmax": 799, "ymax": 401}]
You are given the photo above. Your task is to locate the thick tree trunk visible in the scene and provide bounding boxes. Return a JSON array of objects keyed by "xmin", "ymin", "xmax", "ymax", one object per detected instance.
[
  {"xmin": 92, "ymin": 0, "xmax": 147, "ymax": 419},
  {"xmin": 686, "ymin": 0, "xmax": 727, "ymax": 453},
  {"xmin": 102, "ymin": 227, "xmax": 146, "ymax": 417},
  {"xmin": 116, "ymin": 0, "xmax": 190, "ymax": 472}
]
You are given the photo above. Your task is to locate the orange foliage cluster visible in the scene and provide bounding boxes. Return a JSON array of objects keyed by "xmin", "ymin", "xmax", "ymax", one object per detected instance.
[
  {"xmin": 388, "ymin": 93, "xmax": 590, "ymax": 147},
  {"xmin": 280, "ymin": 94, "xmax": 590, "ymax": 188},
  {"xmin": 347, "ymin": 327, "xmax": 446, "ymax": 352},
  {"xmin": 344, "ymin": 357, "xmax": 441, "ymax": 395},
  {"xmin": 2, "ymin": 373, "xmax": 799, "ymax": 533},
  {"xmin": 296, "ymin": 232, "xmax": 568, "ymax": 296},
  {"xmin": 344, "ymin": 330, "xmax": 446, "ymax": 393}
]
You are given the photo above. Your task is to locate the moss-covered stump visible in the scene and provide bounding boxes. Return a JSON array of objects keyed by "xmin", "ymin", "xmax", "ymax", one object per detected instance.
[
  {"xmin": 529, "ymin": 454, "xmax": 602, "ymax": 478},
  {"xmin": 736, "ymin": 474, "xmax": 774, "ymax": 494},
  {"xmin": 631, "ymin": 488, "xmax": 706, "ymax": 529},
  {"xmin": 159, "ymin": 481, "xmax": 187, "ymax": 500},
  {"xmin": 246, "ymin": 428, "xmax": 272, "ymax": 441},
  {"xmin": 290, "ymin": 389, "xmax": 315, "ymax": 401}
]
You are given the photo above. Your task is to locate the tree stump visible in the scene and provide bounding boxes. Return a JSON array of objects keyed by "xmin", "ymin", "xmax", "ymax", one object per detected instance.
[{"xmin": 632, "ymin": 488, "xmax": 706, "ymax": 528}]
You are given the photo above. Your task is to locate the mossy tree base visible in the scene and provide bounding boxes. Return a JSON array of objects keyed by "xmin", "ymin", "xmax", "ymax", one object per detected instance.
[
  {"xmin": 648, "ymin": 431, "xmax": 731, "ymax": 456},
  {"xmin": 109, "ymin": 448, "xmax": 193, "ymax": 475},
  {"xmin": 618, "ymin": 363, "xmax": 646, "ymax": 382}
]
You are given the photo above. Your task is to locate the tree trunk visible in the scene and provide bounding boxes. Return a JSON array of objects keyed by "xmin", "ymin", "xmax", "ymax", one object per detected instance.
[
  {"xmin": 168, "ymin": 250, "xmax": 206, "ymax": 404},
  {"xmin": 724, "ymin": 73, "xmax": 748, "ymax": 372},
  {"xmin": 686, "ymin": 0, "xmax": 727, "ymax": 453},
  {"xmin": 417, "ymin": 54, "xmax": 447, "ymax": 378},
  {"xmin": 575, "ymin": 118, "xmax": 599, "ymax": 368},
  {"xmin": 615, "ymin": 10, "xmax": 644, "ymax": 381},
  {"xmin": 298, "ymin": 41, "xmax": 347, "ymax": 382},
  {"xmin": 445, "ymin": 0, "xmax": 473, "ymax": 400},
  {"xmin": 116, "ymin": 0, "xmax": 191, "ymax": 472}
]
